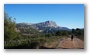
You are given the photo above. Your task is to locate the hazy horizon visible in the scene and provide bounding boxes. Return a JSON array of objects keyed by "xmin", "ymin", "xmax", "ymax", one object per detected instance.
[{"xmin": 4, "ymin": 4, "xmax": 84, "ymax": 29}]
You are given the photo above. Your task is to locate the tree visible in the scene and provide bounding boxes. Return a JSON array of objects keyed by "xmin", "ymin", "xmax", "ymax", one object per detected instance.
[
  {"xmin": 62, "ymin": 31, "xmax": 68, "ymax": 36},
  {"xmin": 75, "ymin": 28, "xmax": 83, "ymax": 35},
  {"xmin": 4, "ymin": 12, "xmax": 17, "ymax": 40},
  {"xmin": 45, "ymin": 33, "xmax": 52, "ymax": 37},
  {"xmin": 55, "ymin": 30, "xmax": 62, "ymax": 36},
  {"xmin": 72, "ymin": 29, "xmax": 75, "ymax": 34}
]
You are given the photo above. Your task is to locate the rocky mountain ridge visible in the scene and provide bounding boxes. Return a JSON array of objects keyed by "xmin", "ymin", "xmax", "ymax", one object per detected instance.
[{"xmin": 16, "ymin": 20, "xmax": 70, "ymax": 33}]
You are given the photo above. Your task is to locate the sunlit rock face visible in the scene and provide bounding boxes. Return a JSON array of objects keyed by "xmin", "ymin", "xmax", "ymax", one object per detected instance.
[{"xmin": 33, "ymin": 20, "xmax": 58, "ymax": 28}]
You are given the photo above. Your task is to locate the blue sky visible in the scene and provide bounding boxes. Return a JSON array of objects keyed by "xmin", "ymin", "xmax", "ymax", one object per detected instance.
[{"xmin": 4, "ymin": 4, "xmax": 84, "ymax": 29}]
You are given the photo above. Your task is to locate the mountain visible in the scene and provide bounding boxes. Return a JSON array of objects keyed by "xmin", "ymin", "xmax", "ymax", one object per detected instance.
[
  {"xmin": 31, "ymin": 20, "xmax": 70, "ymax": 32},
  {"xmin": 31, "ymin": 21, "xmax": 58, "ymax": 29},
  {"xmin": 16, "ymin": 22, "xmax": 40, "ymax": 34},
  {"xmin": 16, "ymin": 20, "xmax": 70, "ymax": 33}
]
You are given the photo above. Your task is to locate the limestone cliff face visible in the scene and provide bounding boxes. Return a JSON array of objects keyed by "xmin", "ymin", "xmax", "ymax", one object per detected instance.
[{"xmin": 32, "ymin": 20, "xmax": 58, "ymax": 28}]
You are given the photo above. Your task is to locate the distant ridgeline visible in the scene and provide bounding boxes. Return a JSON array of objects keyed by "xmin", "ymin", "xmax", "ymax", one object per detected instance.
[{"xmin": 16, "ymin": 21, "xmax": 71, "ymax": 34}]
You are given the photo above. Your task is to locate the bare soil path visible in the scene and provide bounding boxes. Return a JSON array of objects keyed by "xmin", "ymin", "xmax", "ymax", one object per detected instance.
[{"xmin": 58, "ymin": 37, "xmax": 84, "ymax": 49}]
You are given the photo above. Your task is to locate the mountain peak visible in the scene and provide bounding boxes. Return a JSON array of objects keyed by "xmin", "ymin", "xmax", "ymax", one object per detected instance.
[
  {"xmin": 46, "ymin": 20, "xmax": 53, "ymax": 22},
  {"xmin": 43, "ymin": 20, "xmax": 58, "ymax": 28},
  {"xmin": 45, "ymin": 20, "xmax": 54, "ymax": 23}
]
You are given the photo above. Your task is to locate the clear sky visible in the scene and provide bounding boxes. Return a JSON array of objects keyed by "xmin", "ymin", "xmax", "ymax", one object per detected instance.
[{"xmin": 4, "ymin": 4, "xmax": 84, "ymax": 29}]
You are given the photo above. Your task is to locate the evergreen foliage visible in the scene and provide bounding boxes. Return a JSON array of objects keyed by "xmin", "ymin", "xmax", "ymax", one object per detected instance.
[{"xmin": 4, "ymin": 12, "xmax": 18, "ymax": 40}]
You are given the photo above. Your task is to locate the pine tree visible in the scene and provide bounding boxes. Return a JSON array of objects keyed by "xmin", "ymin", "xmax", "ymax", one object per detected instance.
[{"xmin": 4, "ymin": 12, "xmax": 17, "ymax": 40}]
